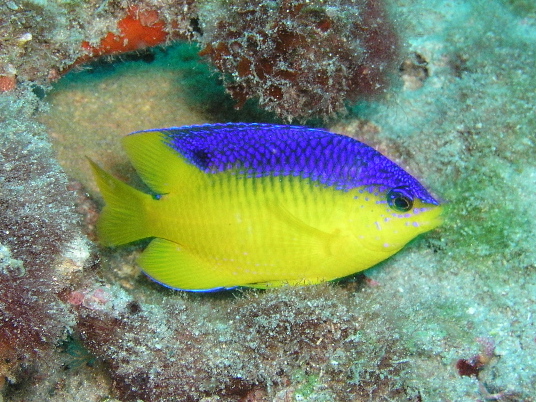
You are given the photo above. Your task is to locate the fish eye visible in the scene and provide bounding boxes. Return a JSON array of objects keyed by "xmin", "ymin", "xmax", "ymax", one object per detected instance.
[{"xmin": 387, "ymin": 187, "xmax": 414, "ymax": 212}]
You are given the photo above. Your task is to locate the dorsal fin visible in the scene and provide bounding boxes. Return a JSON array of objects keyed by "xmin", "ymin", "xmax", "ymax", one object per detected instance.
[{"xmin": 122, "ymin": 130, "xmax": 200, "ymax": 194}]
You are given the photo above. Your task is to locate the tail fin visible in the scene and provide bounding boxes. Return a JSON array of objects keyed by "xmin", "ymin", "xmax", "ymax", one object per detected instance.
[{"xmin": 88, "ymin": 159, "xmax": 154, "ymax": 246}]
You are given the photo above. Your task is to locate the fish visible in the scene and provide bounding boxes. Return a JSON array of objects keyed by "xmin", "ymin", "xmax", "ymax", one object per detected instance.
[{"xmin": 90, "ymin": 123, "xmax": 443, "ymax": 292}]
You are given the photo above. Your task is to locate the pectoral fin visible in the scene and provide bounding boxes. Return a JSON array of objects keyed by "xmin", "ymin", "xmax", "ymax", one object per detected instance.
[{"xmin": 269, "ymin": 202, "xmax": 340, "ymax": 257}]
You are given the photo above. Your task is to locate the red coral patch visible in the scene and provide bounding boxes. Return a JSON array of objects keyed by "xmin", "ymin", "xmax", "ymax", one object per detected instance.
[{"xmin": 81, "ymin": 7, "xmax": 168, "ymax": 59}]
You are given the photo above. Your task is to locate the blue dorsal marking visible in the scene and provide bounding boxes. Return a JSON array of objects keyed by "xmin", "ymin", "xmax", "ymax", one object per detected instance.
[{"xmin": 130, "ymin": 123, "xmax": 439, "ymax": 205}]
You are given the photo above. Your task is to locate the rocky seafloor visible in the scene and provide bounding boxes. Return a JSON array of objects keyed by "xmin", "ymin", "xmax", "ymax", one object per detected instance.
[{"xmin": 1, "ymin": 0, "xmax": 535, "ymax": 401}]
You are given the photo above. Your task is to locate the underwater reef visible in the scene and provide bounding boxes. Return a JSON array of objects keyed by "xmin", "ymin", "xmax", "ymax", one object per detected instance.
[
  {"xmin": 1, "ymin": 0, "xmax": 536, "ymax": 401},
  {"xmin": 1, "ymin": 0, "xmax": 398, "ymax": 121}
]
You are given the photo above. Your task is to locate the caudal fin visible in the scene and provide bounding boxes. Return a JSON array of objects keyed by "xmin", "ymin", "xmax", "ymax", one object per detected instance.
[{"xmin": 88, "ymin": 159, "xmax": 154, "ymax": 246}]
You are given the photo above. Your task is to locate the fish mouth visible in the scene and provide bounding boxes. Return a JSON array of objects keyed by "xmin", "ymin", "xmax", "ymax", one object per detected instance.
[{"xmin": 422, "ymin": 204, "xmax": 444, "ymax": 231}]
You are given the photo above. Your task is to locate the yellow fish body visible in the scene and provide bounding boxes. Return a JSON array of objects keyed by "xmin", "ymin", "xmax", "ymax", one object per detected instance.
[{"xmin": 91, "ymin": 123, "xmax": 442, "ymax": 291}]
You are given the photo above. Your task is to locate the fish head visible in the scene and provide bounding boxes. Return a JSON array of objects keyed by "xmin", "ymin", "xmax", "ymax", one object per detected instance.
[{"xmin": 348, "ymin": 184, "xmax": 443, "ymax": 255}]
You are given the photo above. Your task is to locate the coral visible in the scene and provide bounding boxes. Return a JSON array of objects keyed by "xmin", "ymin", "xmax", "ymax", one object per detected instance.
[
  {"xmin": 2, "ymin": 0, "xmax": 536, "ymax": 400},
  {"xmin": 198, "ymin": 0, "xmax": 399, "ymax": 120},
  {"xmin": 0, "ymin": 90, "xmax": 88, "ymax": 392},
  {"xmin": 0, "ymin": 1, "xmax": 197, "ymax": 86},
  {"xmin": 0, "ymin": 0, "xmax": 83, "ymax": 84},
  {"xmin": 81, "ymin": 7, "xmax": 168, "ymax": 58}
]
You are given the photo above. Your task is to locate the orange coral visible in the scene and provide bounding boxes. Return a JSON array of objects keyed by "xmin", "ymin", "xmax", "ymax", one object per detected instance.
[{"xmin": 81, "ymin": 6, "xmax": 168, "ymax": 59}]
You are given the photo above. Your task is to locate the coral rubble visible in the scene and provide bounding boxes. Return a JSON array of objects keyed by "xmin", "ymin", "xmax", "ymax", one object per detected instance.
[{"xmin": 75, "ymin": 284, "xmax": 417, "ymax": 401}]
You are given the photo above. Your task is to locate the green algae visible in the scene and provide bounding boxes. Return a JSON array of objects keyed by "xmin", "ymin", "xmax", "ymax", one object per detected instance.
[{"xmin": 292, "ymin": 372, "xmax": 320, "ymax": 400}]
